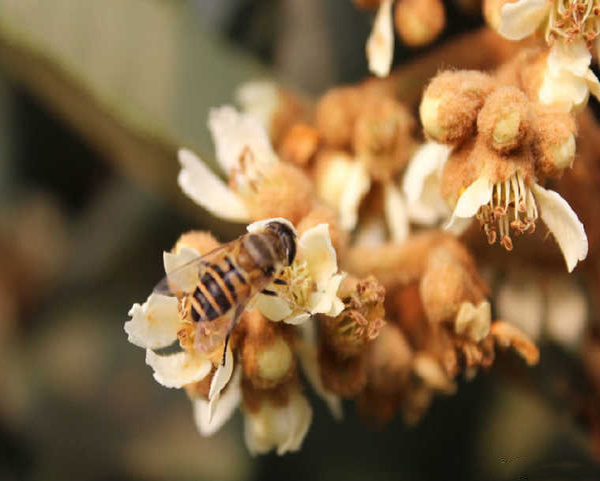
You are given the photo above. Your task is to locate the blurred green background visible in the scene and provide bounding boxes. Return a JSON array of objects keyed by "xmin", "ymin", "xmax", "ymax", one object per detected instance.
[{"xmin": 0, "ymin": 1, "xmax": 599, "ymax": 480}]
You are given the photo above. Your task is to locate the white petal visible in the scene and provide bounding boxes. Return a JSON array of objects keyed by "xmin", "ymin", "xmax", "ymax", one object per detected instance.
[
  {"xmin": 145, "ymin": 349, "xmax": 212, "ymax": 389},
  {"xmin": 247, "ymin": 217, "xmax": 297, "ymax": 236},
  {"xmin": 163, "ymin": 246, "xmax": 200, "ymax": 274},
  {"xmin": 125, "ymin": 294, "xmax": 181, "ymax": 349},
  {"xmin": 406, "ymin": 179, "xmax": 450, "ymax": 226},
  {"xmin": 366, "ymin": 0, "xmax": 394, "ymax": 77},
  {"xmin": 283, "ymin": 312, "xmax": 312, "ymax": 326},
  {"xmin": 208, "ymin": 345, "xmax": 234, "ymax": 419},
  {"xmin": 193, "ymin": 366, "xmax": 242, "ymax": 436},
  {"xmin": 235, "ymin": 81, "xmax": 279, "ymax": 136},
  {"xmin": 403, "ymin": 142, "xmax": 451, "ymax": 203},
  {"xmin": 208, "ymin": 106, "xmax": 277, "ymax": 174},
  {"xmin": 548, "ymin": 40, "xmax": 591, "ymax": 77},
  {"xmin": 531, "ymin": 183, "xmax": 588, "ymax": 272},
  {"xmin": 298, "ymin": 224, "xmax": 338, "ymax": 291},
  {"xmin": 445, "ymin": 216, "xmax": 474, "ymax": 235},
  {"xmin": 296, "ymin": 322, "xmax": 343, "ymax": 420},
  {"xmin": 539, "ymin": 68, "xmax": 589, "ymax": 111},
  {"xmin": 445, "ymin": 177, "xmax": 492, "ymax": 228},
  {"xmin": 243, "ymin": 390, "xmax": 312, "ymax": 456},
  {"xmin": 498, "ymin": 0, "xmax": 549, "ymax": 40},
  {"xmin": 545, "ymin": 276, "xmax": 588, "ymax": 349},
  {"xmin": 339, "ymin": 161, "xmax": 371, "ymax": 231},
  {"xmin": 177, "ymin": 148, "xmax": 250, "ymax": 223},
  {"xmin": 310, "ymin": 273, "xmax": 345, "ymax": 318},
  {"xmin": 254, "ymin": 294, "xmax": 293, "ymax": 322},
  {"xmin": 584, "ymin": 69, "xmax": 600, "ymax": 101},
  {"xmin": 384, "ymin": 183, "xmax": 409, "ymax": 243}
]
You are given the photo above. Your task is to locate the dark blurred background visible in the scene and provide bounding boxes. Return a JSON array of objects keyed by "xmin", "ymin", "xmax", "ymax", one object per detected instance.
[{"xmin": 1, "ymin": 1, "xmax": 599, "ymax": 480}]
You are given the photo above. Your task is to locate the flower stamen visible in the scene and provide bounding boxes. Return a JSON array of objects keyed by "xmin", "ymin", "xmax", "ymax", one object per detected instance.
[{"xmin": 474, "ymin": 171, "xmax": 538, "ymax": 251}]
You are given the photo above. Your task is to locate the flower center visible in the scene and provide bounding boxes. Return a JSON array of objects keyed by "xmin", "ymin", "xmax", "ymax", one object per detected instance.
[
  {"xmin": 272, "ymin": 260, "xmax": 316, "ymax": 311},
  {"xmin": 547, "ymin": 0, "xmax": 600, "ymax": 47},
  {"xmin": 474, "ymin": 171, "xmax": 538, "ymax": 251},
  {"xmin": 229, "ymin": 146, "xmax": 273, "ymax": 196}
]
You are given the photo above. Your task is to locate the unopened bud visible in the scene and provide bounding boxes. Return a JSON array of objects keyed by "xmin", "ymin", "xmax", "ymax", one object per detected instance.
[
  {"xmin": 420, "ymin": 70, "xmax": 495, "ymax": 145},
  {"xmin": 477, "ymin": 86, "xmax": 531, "ymax": 153},
  {"xmin": 394, "ymin": 0, "xmax": 446, "ymax": 47}
]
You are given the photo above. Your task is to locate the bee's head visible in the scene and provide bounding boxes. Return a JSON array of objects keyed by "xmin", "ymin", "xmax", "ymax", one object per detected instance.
[{"xmin": 265, "ymin": 220, "xmax": 297, "ymax": 266}]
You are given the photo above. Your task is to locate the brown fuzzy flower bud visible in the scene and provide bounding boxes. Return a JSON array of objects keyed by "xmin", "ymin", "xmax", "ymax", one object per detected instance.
[
  {"xmin": 321, "ymin": 275, "xmax": 386, "ymax": 358},
  {"xmin": 241, "ymin": 311, "xmax": 295, "ymax": 390},
  {"xmin": 477, "ymin": 86, "xmax": 531, "ymax": 154},
  {"xmin": 420, "ymin": 70, "xmax": 495, "ymax": 145},
  {"xmin": 315, "ymin": 86, "xmax": 362, "ymax": 149},
  {"xmin": 318, "ymin": 343, "xmax": 367, "ymax": 397},
  {"xmin": 244, "ymin": 162, "xmax": 314, "ymax": 224},
  {"xmin": 278, "ymin": 123, "xmax": 320, "ymax": 166},
  {"xmin": 532, "ymin": 107, "xmax": 577, "ymax": 178},
  {"xmin": 419, "ymin": 245, "xmax": 488, "ymax": 325},
  {"xmin": 353, "ymin": 96, "xmax": 416, "ymax": 182},
  {"xmin": 366, "ymin": 324, "xmax": 413, "ymax": 393},
  {"xmin": 296, "ymin": 204, "xmax": 349, "ymax": 257},
  {"xmin": 394, "ymin": 0, "xmax": 446, "ymax": 47},
  {"xmin": 173, "ymin": 231, "xmax": 221, "ymax": 256}
]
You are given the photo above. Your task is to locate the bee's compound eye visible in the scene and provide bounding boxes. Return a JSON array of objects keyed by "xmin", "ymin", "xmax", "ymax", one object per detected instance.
[{"xmin": 267, "ymin": 221, "xmax": 297, "ymax": 266}]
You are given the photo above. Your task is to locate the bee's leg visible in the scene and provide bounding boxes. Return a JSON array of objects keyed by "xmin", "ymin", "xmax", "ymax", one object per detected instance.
[
  {"xmin": 221, "ymin": 333, "xmax": 231, "ymax": 366},
  {"xmin": 221, "ymin": 304, "xmax": 245, "ymax": 366},
  {"xmin": 261, "ymin": 288, "xmax": 277, "ymax": 296},
  {"xmin": 273, "ymin": 278, "xmax": 287, "ymax": 286}
]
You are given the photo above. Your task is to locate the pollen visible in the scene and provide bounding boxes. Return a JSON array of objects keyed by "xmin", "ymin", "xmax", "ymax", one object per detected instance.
[
  {"xmin": 475, "ymin": 170, "xmax": 539, "ymax": 250},
  {"xmin": 547, "ymin": 0, "xmax": 600, "ymax": 48}
]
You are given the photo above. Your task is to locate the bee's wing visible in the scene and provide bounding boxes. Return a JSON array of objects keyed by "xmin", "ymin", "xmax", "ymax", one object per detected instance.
[{"xmin": 153, "ymin": 244, "xmax": 231, "ymax": 296}]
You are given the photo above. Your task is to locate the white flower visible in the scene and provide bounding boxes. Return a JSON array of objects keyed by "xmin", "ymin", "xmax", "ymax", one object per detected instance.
[
  {"xmin": 497, "ymin": 1, "xmax": 600, "ymax": 111},
  {"xmin": 446, "ymin": 171, "xmax": 588, "ymax": 272},
  {"xmin": 455, "ymin": 301, "xmax": 491, "ymax": 343},
  {"xmin": 178, "ymin": 106, "xmax": 279, "ymax": 223},
  {"xmin": 402, "ymin": 141, "xmax": 452, "ymax": 226},
  {"xmin": 366, "ymin": 0, "xmax": 394, "ymax": 77},
  {"xmin": 539, "ymin": 39, "xmax": 600, "ymax": 111},
  {"xmin": 251, "ymin": 223, "xmax": 345, "ymax": 324},
  {"xmin": 315, "ymin": 152, "xmax": 371, "ymax": 231},
  {"xmin": 125, "ymin": 294, "xmax": 180, "ymax": 350},
  {"xmin": 126, "ymin": 244, "xmax": 236, "ymax": 429},
  {"xmin": 243, "ymin": 387, "xmax": 313, "ymax": 456},
  {"xmin": 125, "ymin": 246, "xmax": 202, "ymax": 350}
]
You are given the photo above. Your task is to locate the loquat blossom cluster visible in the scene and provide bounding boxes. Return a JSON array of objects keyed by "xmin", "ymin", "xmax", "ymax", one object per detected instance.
[{"xmin": 124, "ymin": 1, "xmax": 600, "ymax": 457}]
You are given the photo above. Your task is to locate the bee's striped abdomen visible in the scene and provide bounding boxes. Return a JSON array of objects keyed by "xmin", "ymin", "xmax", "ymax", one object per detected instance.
[{"xmin": 189, "ymin": 255, "xmax": 250, "ymax": 323}]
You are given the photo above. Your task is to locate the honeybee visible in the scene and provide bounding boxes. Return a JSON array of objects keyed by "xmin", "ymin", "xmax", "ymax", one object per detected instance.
[{"xmin": 154, "ymin": 219, "xmax": 297, "ymax": 364}]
